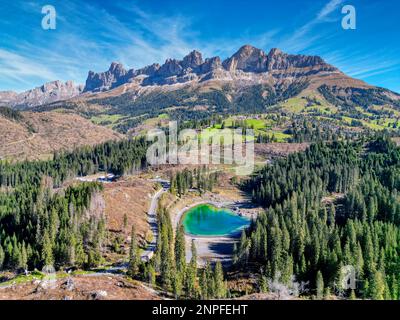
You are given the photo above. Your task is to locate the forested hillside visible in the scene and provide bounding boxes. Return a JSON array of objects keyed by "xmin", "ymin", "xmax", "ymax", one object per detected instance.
[
  {"xmin": 0, "ymin": 182, "xmax": 105, "ymax": 270},
  {"xmin": 0, "ymin": 138, "xmax": 148, "ymax": 271},
  {"xmin": 0, "ymin": 137, "xmax": 148, "ymax": 187},
  {"xmin": 238, "ymin": 137, "xmax": 400, "ymax": 299}
]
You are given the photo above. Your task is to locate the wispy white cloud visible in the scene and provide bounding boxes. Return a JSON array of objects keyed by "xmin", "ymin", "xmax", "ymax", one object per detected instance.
[
  {"xmin": 1, "ymin": 1, "xmax": 206, "ymax": 91},
  {"xmin": 278, "ymin": 0, "xmax": 344, "ymax": 52},
  {"xmin": 107, "ymin": 4, "xmax": 278, "ymax": 65},
  {"xmin": 1, "ymin": 0, "xmax": 399, "ymax": 93},
  {"xmin": 0, "ymin": 0, "xmax": 285, "ymax": 92},
  {"xmin": 317, "ymin": 0, "xmax": 344, "ymax": 20},
  {"xmin": 0, "ymin": 0, "xmax": 350, "ymax": 92},
  {"xmin": 323, "ymin": 48, "xmax": 400, "ymax": 79},
  {"xmin": 0, "ymin": 48, "xmax": 57, "ymax": 86}
]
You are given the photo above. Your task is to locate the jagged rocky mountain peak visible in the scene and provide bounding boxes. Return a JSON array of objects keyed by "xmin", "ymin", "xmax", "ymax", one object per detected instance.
[
  {"xmin": 108, "ymin": 61, "xmax": 127, "ymax": 74},
  {"xmin": 0, "ymin": 45, "xmax": 352, "ymax": 108},
  {"xmin": 182, "ymin": 50, "xmax": 203, "ymax": 69},
  {"xmin": 0, "ymin": 80, "xmax": 83, "ymax": 109},
  {"xmin": 223, "ymin": 44, "xmax": 268, "ymax": 73},
  {"xmin": 82, "ymin": 45, "xmax": 341, "ymax": 90}
]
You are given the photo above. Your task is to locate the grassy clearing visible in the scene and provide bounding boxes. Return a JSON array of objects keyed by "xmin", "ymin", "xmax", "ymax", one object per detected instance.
[
  {"xmin": 207, "ymin": 116, "xmax": 292, "ymax": 142},
  {"xmin": 280, "ymin": 96, "xmax": 340, "ymax": 116},
  {"xmin": 200, "ymin": 128, "xmax": 255, "ymax": 141},
  {"xmin": 91, "ymin": 114, "xmax": 125, "ymax": 126},
  {"xmin": 264, "ymin": 130, "xmax": 291, "ymax": 142},
  {"xmin": 213, "ymin": 117, "xmax": 267, "ymax": 135},
  {"xmin": 142, "ymin": 113, "xmax": 170, "ymax": 127},
  {"xmin": 0, "ymin": 273, "xmax": 44, "ymax": 287},
  {"xmin": 280, "ymin": 97, "xmax": 308, "ymax": 113},
  {"xmin": 0, "ymin": 269, "xmax": 97, "ymax": 287},
  {"xmin": 157, "ymin": 113, "xmax": 169, "ymax": 119},
  {"xmin": 305, "ymin": 104, "xmax": 338, "ymax": 115}
]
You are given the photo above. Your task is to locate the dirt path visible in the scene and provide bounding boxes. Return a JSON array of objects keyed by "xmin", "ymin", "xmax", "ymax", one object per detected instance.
[{"xmin": 5, "ymin": 132, "xmax": 36, "ymax": 147}]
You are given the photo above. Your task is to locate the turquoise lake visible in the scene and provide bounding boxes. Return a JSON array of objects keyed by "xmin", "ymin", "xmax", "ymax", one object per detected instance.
[{"xmin": 182, "ymin": 204, "xmax": 250, "ymax": 236}]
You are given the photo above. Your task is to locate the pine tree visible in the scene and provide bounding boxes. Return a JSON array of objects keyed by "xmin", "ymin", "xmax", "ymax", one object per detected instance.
[
  {"xmin": 200, "ymin": 268, "xmax": 209, "ymax": 299},
  {"xmin": 232, "ymin": 243, "xmax": 238, "ymax": 264},
  {"xmin": 362, "ymin": 279, "xmax": 370, "ymax": 299},
  {"xmin": 370, "ymin": 271, "xmax": 385, "ymax": 300},
  {"xmin": 190, "ymin": 239, "xmax": 197, "ymax": 265},
  {"xmin": 42, "ymin": 231, "xmax": 54, "ymax": 267},
  {"xmin": 20, "ymin": 242, "xmax": 28, "ymax": 270},
  {"xmin": 186, "ymin": 240, "xmax": 198, "ymax": 298},
  {"xmin": 173, "ymin": 271, "xmax": 183, "ymax": 299},
  {"xmin": 214, "ymin": 261, "xmax": 226, "ymax": 298},
  {"xmin": 123, "ymin": 213, "xmax": 128, "ymax": 231},
  {"xmin": 238, "ymin": 230, "xmax": 250, "ymax": 266},
  {"xmin": 324, "ymin": 287, "xmax": 331, "ymax": 299},
  {"xmin": 363, "ymin": 230, "xmax": 375, "ymax": 276},
  {"xmin": 148, "ymin": 263, "xmax": 156, "ymax": 286},
  {"xmin": 129, "ymin": 225, "xmax": 139, "ymax": 277},
  {"xmin": 175, "ymin": 224, "xmax": 186, "ymax": 274},
  {"xmin": 384, "ymin": 279, "xmax": 392, "ymax": 300},
  {"xmin": 260, "ymin": 274, "xmax": 268, "ymax": 293},
  {"xmin": 75, "ymin": 238, "xmax": 86, "ymax": 267},
  {"xmin": 0, "ymin": 245, "xmax": 4, "ymax": 270},
  {"xmin": 316, "ymin": 270, "xmax": 324, "ymax": 299},
  {"xmin": 205, "ymin": 262, "xmax": 215, "ymax": 298},
  {"xmin": 390, "ymin": 274, "xmax": 398, "ymax": 300},
  {"xmin": 154, "ymin": 207, "xmax": 175, "ymax": 289}
]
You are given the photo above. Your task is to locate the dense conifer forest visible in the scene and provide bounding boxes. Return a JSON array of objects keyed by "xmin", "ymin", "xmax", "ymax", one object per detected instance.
[
  {"xmin": 169, "ymin": 167, "xmax": 219, "ymax": 196},
  {"xmin": 0, "ymin": 138, "xmax": 148, "ymax": 271},
  {"xmin": 237, "ymin": 137, "xmax": 400, "ymax": 299}
]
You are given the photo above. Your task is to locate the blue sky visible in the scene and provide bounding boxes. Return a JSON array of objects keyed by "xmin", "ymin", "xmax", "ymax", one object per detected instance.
[{"xmin": 0, "ymin": 0, "xmax": 399, "ymax": 93}]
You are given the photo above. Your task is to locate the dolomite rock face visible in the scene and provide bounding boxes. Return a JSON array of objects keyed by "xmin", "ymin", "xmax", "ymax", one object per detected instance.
[
  {"xmin": 0, "ymin": 80, "xmax": 83, "ymax": 109},
  {"xmin": 0, "ymin": 45, "xmax": 342, "ymax": 108},
  {"xmin": 84, "ymin": 62, "xmax": 129, "ymax": 92},
  {"xmin": 83, "ymin": 45, "xmax": 339, "ymax": 91}
]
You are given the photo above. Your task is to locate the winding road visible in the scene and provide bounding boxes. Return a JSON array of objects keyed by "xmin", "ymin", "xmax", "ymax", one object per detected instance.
[{"xmin": 140, "ymin": 179, "xmax": 169, "ymax": 262}]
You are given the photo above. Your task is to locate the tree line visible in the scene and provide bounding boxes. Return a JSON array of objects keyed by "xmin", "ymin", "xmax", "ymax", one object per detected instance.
[{"xmin": 170, "ymin": 167, "xmax": 219, "ymax": 196}]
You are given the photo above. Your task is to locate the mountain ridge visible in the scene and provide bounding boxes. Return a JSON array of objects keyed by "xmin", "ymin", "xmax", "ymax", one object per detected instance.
[
  {"xmin": 1, "ymin": 45, "xmax": 399, "ymax": 111},
  {"xmin": 0, "ymin": 80, "xmax": 83, "ymax": 109},
  {"xmin": 83, "ymin": 45, "xmax": 341, "ymax": 92}
]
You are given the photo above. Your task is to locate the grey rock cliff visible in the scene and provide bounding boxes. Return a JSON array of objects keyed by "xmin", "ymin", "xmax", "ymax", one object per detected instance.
[{"xmin": 0, "ymin": 80, "xmax": 83, "ymax": 109}]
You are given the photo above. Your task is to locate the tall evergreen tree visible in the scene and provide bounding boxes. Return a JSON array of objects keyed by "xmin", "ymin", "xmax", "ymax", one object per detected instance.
[
  {"xmin": 186, "ymin": 240, "xmax": 198, "ymax": 298},
  {"xmin": 129, "ymin": 225, "xmax": 139, "ymax": 277},
  {"xmin": 214, "ymin": 261, "xmax": 226, "ymax": 299},
  {"xmin": 316, "ymin": 270, "xmax": 324, "ymax": 299},
  {"xmin": 175, "ymin": 225, "xmax": 186, "ymax": 274},
  {"xmin": 41, "ymin": 231, "xmax": 54, "ymax": 267},
  {"xmin": 0, "ymin": 245, "xmax": 4, "ymax": 270},
  {"xmin": 370, "ymin": 271, "xmax": 385, "ymax": 300}
]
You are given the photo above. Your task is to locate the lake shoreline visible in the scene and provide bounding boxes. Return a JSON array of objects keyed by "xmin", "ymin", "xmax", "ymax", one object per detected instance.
[
  {"xmin": 171, "ymin": 197, "xmax": 259, "ymax": 266},
  {"xmin": 181, "ymin": 203, "xmax": 250, "ymax": 238}
]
